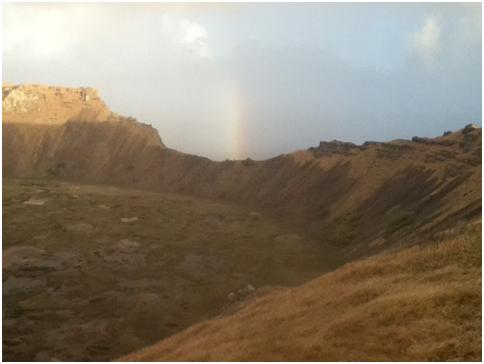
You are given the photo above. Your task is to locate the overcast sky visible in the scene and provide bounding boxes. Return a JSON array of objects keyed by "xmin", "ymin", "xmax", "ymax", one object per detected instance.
[{"xmin": 3, "ymin": 3, "xmax": 481, "ymax": 160}]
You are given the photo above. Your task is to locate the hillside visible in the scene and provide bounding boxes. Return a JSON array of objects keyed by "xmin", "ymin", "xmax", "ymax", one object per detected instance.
[
  {"xmin": 3, "ymin": 84, "xmax": 481, "ymax": 257},
  {"xmin": 121, "ymin": 222, "xmax": 481, "ymax": 361},
  {"xmin": 3, "ymin": 84, "xmax": 165, "ymax": 186},
  {"xmin": 2, "ymin": 83, "xmax": 482, "ymax": 361}
]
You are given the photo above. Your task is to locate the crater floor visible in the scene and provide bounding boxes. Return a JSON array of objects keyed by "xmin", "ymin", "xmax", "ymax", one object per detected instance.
[{"xmin": 3, "ymin": 178, "xmax": 342, "ymax": 361}]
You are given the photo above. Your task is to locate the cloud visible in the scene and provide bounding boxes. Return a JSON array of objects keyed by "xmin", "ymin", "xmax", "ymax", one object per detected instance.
[
  {"xmin": 3, "ymin": 5, "xmax": 211, "ymax": 62},
  {"xmin": 161, "ymin": 15, "xmax": 211, "ymax": 58},
  {"xmin": 2, "ymin": 4, "xmax": 481, "ymax": 160},
  {"xmin": 412, "ymin": 15, "xmax": 441, "ymax": 64},
  {"xmin": 3, "ymin": 6, "xmax": 78, "ymax": 61}
]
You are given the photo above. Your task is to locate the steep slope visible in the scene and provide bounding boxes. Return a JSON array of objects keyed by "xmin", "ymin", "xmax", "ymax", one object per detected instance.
[
  {"xmin": 121, "ymin": 222, "xmax": 481, "ymax": 361},
  {"xmin": 3, "ymin": 84, "xmax": 481, "ymax": 257},
  {"xmin": 3, "ymin": 84, "xmax": 165, "ymax": 188},
  {"xmin": 156, "ymin": 128, "xmax": 481, "ymax": 257}
]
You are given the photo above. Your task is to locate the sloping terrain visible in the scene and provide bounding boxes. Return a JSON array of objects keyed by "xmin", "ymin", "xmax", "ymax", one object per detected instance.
[
  {"xmin": 2, "ymin": 83, "xmax": 482, "ymax": 361},
  {"xmin": 3, "ymin": 179, "xmax": 341, "ymax": 361},
  {"xmin": 3, "ymin": 84, "xmax": 164, "ymax": 187},
  {"xmin": 122, "ymin": 222, "xmax": 481, "ymax": 361},
  {"xmin": 3, "ymin": 84, "xmax": 481, "ymax": 258}
]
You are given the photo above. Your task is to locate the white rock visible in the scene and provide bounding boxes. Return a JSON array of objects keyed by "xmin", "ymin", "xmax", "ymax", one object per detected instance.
[
  {"xmin": 23, "ymin": 198, "xmax": 46, "ymax": 206},
  {"xmin": 117, "ymin": 239, "xmax": 140, "ymax": 249},
  {"xmin": 248, "ymin": 211, "xmax": 262, "ymax": 220},
  {"xmin": 121, "ymin": 217, "xmax": 138, "ymax": 223},
  {"xmin": 66, "ymin": 223, "xmax": 94, "ymax": 233}
]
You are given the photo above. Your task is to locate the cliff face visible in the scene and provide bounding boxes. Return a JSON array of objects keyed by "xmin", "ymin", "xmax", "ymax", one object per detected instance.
[
  {"xmin": 3, "ymin": 84, "xmax": 112, "ymax": 124},
  {"xmin": 2, "ymin": 83, "xmax": 481, "ymax": 257},
  {"xmin": 3, "ymin": 84, "xmax": 165, "ymax": 188}
]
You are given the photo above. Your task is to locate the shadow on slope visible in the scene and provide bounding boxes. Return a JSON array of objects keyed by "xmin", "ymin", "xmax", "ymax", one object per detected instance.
[{"xmin": 121, "ymin": 222, "xmax": 481, "ymax": 361}]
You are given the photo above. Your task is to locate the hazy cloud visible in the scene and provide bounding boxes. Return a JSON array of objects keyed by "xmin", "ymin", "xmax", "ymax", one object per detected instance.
[
  {"xmin": 161, "ymin": 15, "xmax": 211, "ymax": 59},
  {"xmin": 413, "ymin": 16, "xmax": 441, "ymax": 64},
  {"xmin": 3, "ymin": 3, "xmax": 481, "ymax": 160}
]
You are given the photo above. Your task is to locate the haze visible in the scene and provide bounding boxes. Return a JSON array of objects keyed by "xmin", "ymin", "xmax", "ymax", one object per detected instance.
[{"xmin": 3, "ymin": 3, "xmax": 481, "ymax": 160}]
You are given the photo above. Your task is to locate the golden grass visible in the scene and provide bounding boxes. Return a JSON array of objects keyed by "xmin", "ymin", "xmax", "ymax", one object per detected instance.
[{"xmin": 121, "ymin": 223, "xmax": 482, "ymax": 361}]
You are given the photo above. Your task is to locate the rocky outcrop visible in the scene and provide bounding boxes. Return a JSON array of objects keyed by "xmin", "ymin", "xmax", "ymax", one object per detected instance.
[
  {"xmin": 2, "ymin": 84, "xmax": 114, "ymax": 124},
  {"xmin": 3, "ymin": 84, "xmax": 165, "ymax": 188},
  {"xmin": 308, "ymin": 140, "xmax": 361, "ymax": 156}
]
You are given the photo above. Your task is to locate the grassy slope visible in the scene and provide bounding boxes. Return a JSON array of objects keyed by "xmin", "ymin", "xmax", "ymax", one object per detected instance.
[{"xmin": 122, "ymin": 223, "xmax": 482, "ymax": 362}]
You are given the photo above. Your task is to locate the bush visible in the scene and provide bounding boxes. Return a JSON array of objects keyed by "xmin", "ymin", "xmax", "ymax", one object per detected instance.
[{"xmin": 241, "ymin": 158, "xmax": 255, "ymax": 167}]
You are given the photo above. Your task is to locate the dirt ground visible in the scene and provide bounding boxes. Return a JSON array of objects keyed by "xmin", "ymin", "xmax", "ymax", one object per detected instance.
[{"xmin": 2, "ymin": 178, "xmax": 342, "ymax": 361}]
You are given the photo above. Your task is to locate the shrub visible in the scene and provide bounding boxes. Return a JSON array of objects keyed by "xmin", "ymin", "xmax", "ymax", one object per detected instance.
[{"xmin": 242, "ymin": 158, "xmax": 255, "ymax": 167}]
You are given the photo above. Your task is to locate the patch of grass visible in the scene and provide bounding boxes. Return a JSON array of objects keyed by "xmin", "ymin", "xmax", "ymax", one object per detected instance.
[{"xmin": 123, "ymin": 224, "xmax": 482, "ymax": 362}]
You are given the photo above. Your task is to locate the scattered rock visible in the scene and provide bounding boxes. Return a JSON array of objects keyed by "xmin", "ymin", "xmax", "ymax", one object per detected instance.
[
  {"xmin": 248, "ymin": 211, "xmax": 262, "ymax": 220},
  {"xmin": 121, "ymin": 217, "xmax": 138, "ymax": 223},
  {"xmin": 97, "ymin": 204, "xmax": 110, "ymax": 210},
  {"xmin": 463, "ymin": 123, "xmax": 480, "ymax": 134},
  {"xmin": 238, "ymin": 284, "xmax": 256, "ymax": 295},
  {"xmin": 228, "ymin": 292, "xmax": 236, "ymax": 301},
  {"xmin": 66, "ymin": 223, "xmax": 94, "ymax": 233},
  {"xmin": 23, "ymin": 198, "xmax": 46, "ymax": 206},
  {"xmin": 309, "ymin": 140, "xmax": 359, "ymax": 156},
  {"xmin": 116, "ymin": 239, "xmax": 140, "ymax": 249},
  {"xmin": 411, "ymin": 136, "xmax": 431, "ymax": 144}
]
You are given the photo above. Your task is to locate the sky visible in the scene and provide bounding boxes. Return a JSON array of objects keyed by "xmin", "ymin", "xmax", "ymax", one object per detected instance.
[{"xmin": 3, "ymin": 3, "xmax": 482, "ymax": 160}]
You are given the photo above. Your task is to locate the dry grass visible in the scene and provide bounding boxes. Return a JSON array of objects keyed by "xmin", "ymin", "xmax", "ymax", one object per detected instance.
[{"xmin": 121, "ymin": 223, "xmax": 481, "ymax": 361}]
